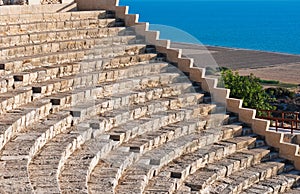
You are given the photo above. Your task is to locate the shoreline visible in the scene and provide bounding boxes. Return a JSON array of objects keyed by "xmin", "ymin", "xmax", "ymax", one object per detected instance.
[
  {"xmin": 172, "ymin": 41, "xmax": 300, "ymax": 57},
  {"xmin": 172, "ymin": 42, "xmax": 300, "ymax": 86}
]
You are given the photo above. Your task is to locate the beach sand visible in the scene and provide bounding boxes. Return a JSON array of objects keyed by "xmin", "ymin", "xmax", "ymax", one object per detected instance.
[
  {"xmin": 172, "ymin": 42, "xmax": 300, "ymax": 85},
  {"xmin": 238, "ymin": 63, "xmax": 300, "ymax": 85}
]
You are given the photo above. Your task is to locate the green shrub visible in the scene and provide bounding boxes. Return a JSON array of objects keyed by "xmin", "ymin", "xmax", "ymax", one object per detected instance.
[
  {"xmin": 216, "ymin": 66, "xmax": 230, "ymax": 72},
  {"xmin": 265, "ymin": 87, "xmax": 295, "ymax": 99},
  {"xmin": 221, "ymin": 70, "xmax": 275, "ymax": 113},
  {"xmin": 259, "ymin": 79, "xmax": 280, "ymax": 85}
]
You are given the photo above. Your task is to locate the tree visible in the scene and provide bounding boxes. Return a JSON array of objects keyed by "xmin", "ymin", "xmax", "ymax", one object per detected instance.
[{"xmin": 220, "ymin": 70, "xmax": 275, "ymax": 113}]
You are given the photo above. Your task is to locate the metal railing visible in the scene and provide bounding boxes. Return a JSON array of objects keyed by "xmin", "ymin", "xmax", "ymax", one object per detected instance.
[{"xmin": 257, "ymin": 110, "xmax": 300, "ymax": 134}]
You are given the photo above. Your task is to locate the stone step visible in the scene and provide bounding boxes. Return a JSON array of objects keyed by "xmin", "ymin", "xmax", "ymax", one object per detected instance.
[
  {"xmin": 221, "ymin": 124, "xmax": 244, "ymax": 140},
  {"xmin": 0, "ymin": 99, "xmax": 52, "ymax": 151},
  {"xmin": 0, "ymin": 159, "xmax": 32, "ymax": 192},
  {"xmin": 242, "ymin": 126, "xmax": 254, "ymax": 136},
  {"xmin": 0, "ymin": 35, "xmax": 141, "ymax": 65},
  {"xmin": 89, "ymin": 118, "xmax": 207, "ymax": 194},
  {"xmin": 0, "ymin": 49, "xmax": 155, "ymax": 80},
  {"xmin": 241, "ymin": 184, "xmax": 276, "ymax": 194},
  {"xmin": 225, "ymin": 136, "xmax": 257, "ymax": 150},
  {"xmin": 97, "ymin": 105, "xmax": 214, "ymax": 194},
  {"xmin": 0, "ymin": 87, "xmax": 32, "ymax": 115},
  {"xmin": 26, "ymin": 108, "xmax": 147, "ymax": 191},
  {"xmin": 6, "ymin": 62, "xmax": 81, "ymax": 91},
  {"xmin": 107, "ymin": 104, "xmax": 214, "ymax": 143},
  {"xmin": 144, "ymin": 141, "xmax": 235, "ymax": 193},
  {"xmin": 49, "ymin": 79, "xmax": 194, "ymax": 114},
  {"xmin": 209, "ymin": 161, "xmax": 286, "ymax": 194},
  {"xmin": 84, "ymin": 52, "xmax": 157, "ymax": 70},
  {"xmin": 63, "ymin": 83, "xmax": 194, "ymax": 125},
  {"xmin": 30, "ymin": 62, "xmax": 172, "ymax": 100},
  {"xmin": 79, "ymin": 55, "xmax": 159, "ymax": 80},
  {"xmin": 0, "ymin": 18, "xmax": 120, "ymax": 45},
  {"xmin": 61, "ymin": 47, "xmax": 156, "ymax": 72},
  {"xmin": 1, "ymin": 57, "xmax": 161, "ymax": 95},
  {"xmin": 0, "ymin": 76, "xmax": 13, "ymax": 93},
  {"xmin": 175, "ymin": 185, "xmax": 192, "ymax": 194},
  {"xmin": 205, "ymin": 113, "xmax": 230, "ymax": 128},
  {"xmin": 286, "ymin": 187, "xmax": 300, "ymax": 194},
  {"xmin": 88, "ymin": 148, "xmax": 136, "ymax": 193},
  {"xmin": 228, "ymin": 115, "xmax": 239, "ymax": 124},
  {"xmin": 189, "ymin": 148, "xmax": 270, "ymax": 193},
  {"xmin": 0, "ymin": 35, "xmax": 137, "ymax": 74},
  {"xmin": 244, "ymin": 171, "xmax": 300, "ymax": 194},
  {"xmin": 83, "ymin": 44, "xmax": 147, "ymax": 60},
  {"xmin": 88, "ymin": 91, "xmax": 205, "ymax": 136},
  {"xmin": 59, "ymin": 137, "xmax": 117, "ymax": 193},
  {"xmin": 53, "ymin": 72, "xmax": 184, "ymax": 110},
  {"xmin": 0, "ymin": 49, "xmax": 85, "ymax": 74},
  {"xmin": 0, "ymin": 27, "xmax": 129, "ymax": 60},
  {"xmin": 210, "ymin": 105, "xmax": 226, "ymax": 114},
  {"xmin": 238, "ymin": 148, "xmax": 272, "ymax": 166},
  {"xmin": 122, "ymin": 118, "xmax": 207, "ymax": 155},
  {"xmin": 203, "ymin": 96, "xmax": 212, "ymax": 104},
  {"xmin": 0, "ymin": 27, "xmax": 134, "ymax": 51},
  {"xmin": 0, "ymin": 112, "xmax": 72, "ymax": 159},
  {"xmin": 115, "ymin": 127, "xmax": 233, "ymax": 193},
  {"xmin": 0, "ymin": 45, "xmax": 156, "ymax": 77},
  {"xmin": 0, "ymin": 37, "xmax": 146, "ymax": 77},
  {"xmin": 0, "ymin": 82, "xmax": 132, "ymax": 153},
  {"xmin": 0, "ymin": 8, "xmax": 298, "ymax": 194},
  {"xmin": 1, "ymin": 67, "xmax": 65, "ymax": 92},
  {"xmin": 0, "ymin": 10, "xmax": 112, "ymax": 25},
  {"xmin": 284, "ymin": 164, "xmax": 296, "ymax": 173},
  {"xmin": 28, "ymin": 90, "xmax": 204, "ymax": 192},
  {"xmin": 145, "ymin": 136, "xmax": 263, "ymax": 193},
  {"xmin": 28, "ymin": 125, "xmax": 94, "ymax": 193},
  {"xmin": 260, "ymin": 151, "xmax": 279, "ymax": 163},
  {"xmin": 0, "ymin": 112, "xmax": 72, "ymax": 193},
  {"xmin": 61, "ymin": 108, "xmax": 207, "ymax": 193}
]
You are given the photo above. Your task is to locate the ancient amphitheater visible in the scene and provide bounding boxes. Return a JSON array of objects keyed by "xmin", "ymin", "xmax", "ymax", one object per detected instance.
[{"xmin": 0, "ymin": 0, "xmax": 300, "ymax": 193}]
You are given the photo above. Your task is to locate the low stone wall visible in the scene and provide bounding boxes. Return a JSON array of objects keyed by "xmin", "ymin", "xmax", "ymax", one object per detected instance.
[
  {"xmin": 1, "ymin": 0, "xmax": 26, "ymax": 5},
  {"xmin": 0, "ymin": 1, "xmax": 76, "ymax": 15},
  {"xmin": 76, "ymin": 0, "xmax": 300, "ymax": 169},
  {"xmin": 76, "ymin": 0, "xmax": 118, "ymax": 11},
  {"xmin": 0, "ymin": 0, "xmax": 73, "ymax": 6}
]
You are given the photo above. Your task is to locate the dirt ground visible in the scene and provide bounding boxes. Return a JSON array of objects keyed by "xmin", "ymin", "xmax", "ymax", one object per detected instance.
[
  {"xmin": 238, "ymin": 63, "xmax": 300, "ymax": 85},
  {"xmin": 172, "ymin": 42, "xmax": 300, "ymax": 85}
]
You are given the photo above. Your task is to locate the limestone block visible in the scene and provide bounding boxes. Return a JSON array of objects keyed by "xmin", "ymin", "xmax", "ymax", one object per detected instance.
[{"xmin": 33, "ymin": 45, "xmax": 43, "ymax": 56}]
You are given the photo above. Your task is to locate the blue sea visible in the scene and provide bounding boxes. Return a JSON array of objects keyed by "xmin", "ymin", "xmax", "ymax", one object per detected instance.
[{"xmin": 120, "ymin": 0, "xmax": 300, "ymax": 55}]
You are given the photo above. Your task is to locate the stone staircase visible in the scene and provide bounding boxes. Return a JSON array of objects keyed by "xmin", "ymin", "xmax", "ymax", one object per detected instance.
[{"xmin": 0, "ymin": 4, "xmax": 300, "ymax": 194}]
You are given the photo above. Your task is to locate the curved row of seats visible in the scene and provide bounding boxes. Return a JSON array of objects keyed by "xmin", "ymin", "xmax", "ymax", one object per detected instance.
[{"xmin": 0, "ymin": 9, "xmax": 299, "ymax": 194}]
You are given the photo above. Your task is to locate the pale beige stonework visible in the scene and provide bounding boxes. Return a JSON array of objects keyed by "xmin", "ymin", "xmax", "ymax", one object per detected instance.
[{"xmin": 0, "ymin": 1, "xmax": 299, "ymax": 193}]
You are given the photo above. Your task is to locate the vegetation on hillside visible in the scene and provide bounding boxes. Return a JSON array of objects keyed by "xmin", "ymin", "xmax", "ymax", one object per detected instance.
[
  {"xmin": 207, "ymin": 67, "xmax": 299, "ymax": 112},
  {"xmin": 266, "ymin": 87, "xmax": 299, "ymax": 112},
  {"xmin": 219, "ymin": 69, "xmax": 275, "ymax": 112},
  {"xmin": 259, "ymin": 79, "xmax": 280, "ymax": 85},
  {"xmin": 265, "ymin": 87, "xmax": 295, "ymax": 99}
]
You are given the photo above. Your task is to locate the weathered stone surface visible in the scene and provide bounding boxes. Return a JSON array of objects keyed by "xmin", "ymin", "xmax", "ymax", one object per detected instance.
[{"xmin": 0, "ymin": 7, "xmax": 299, "ymax": 194}]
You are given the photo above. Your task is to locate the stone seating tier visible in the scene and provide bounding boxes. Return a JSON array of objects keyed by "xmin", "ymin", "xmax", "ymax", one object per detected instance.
[{"xmin": 0, "ymin": 6, "xmax": 299, "ymax": 194}]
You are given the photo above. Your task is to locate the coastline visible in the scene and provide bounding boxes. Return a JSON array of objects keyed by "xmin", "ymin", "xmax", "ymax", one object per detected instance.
[
  {"xmin": 173, "ymin": 42, "xmax": 300, "ymax": 57},
  {"xmin": 172, "ymin": 42, "xmax": 300, "ymax": 85}
]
